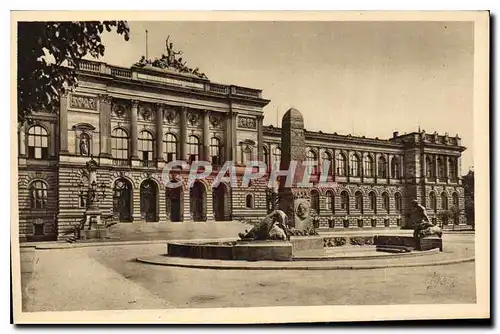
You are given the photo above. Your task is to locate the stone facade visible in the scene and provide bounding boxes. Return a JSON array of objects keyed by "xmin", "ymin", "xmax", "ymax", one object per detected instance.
[{"xmin": 17, "ymin": 59, "xmax": 467, "ymax": 241}]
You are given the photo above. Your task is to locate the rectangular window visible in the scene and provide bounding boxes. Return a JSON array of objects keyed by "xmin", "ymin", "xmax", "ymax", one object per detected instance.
[
  {"xmin": 384, "ymin": 219, "xmax": 389, "ymax": 227},
  {"xmin": 357, "ymin": 219, "xmax": 363, "ymax": 228},
  {"xmin": 371, "ymin": 219, "xmax": 377, "ymax": 227},
  {"xmin": 33, "ymin": 223, "xmax": 44, "ymax": 236},
  {"xmin": 343, "ymin": 219, "xmax": 349, "ymax": 228}
]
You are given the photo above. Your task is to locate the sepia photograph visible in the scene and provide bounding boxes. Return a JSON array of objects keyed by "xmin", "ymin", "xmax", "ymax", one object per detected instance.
[{"xmin": 11, "ymin": 11, "xmax": 490, "ymax": 324}]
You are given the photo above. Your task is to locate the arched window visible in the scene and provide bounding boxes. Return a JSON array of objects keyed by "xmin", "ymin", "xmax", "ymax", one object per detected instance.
[
  {"xmin": 355, "ymin": 191, "xmax": 363, "ymax": 213},
  {"xmin": 452, "ymin": 192, "xmax": 459, "ymax": 208},
  {"xmin": 391, "ymin": 157, "xmax": 401, "ymax": 178},
  {"xmin": 322, "ymin": 152, "xmax": 333, "ymax": 175},
  {"xmin": 369, "ymin": 191, "xmax": 377, "ymax": 213},
  {"xmin": 378, "ymin": 156, "xmax": 387, "ymax": 178},
  {"xmin": 188, "ymin": 135, "xmax": 200, "ymax": 163},
  {"xmin": 245, "ymin": 194, "xmax": 254, "ymax": 209},
  {"xmin": 27, "ymin": 125, "xmax": 49, "ymax": 159},
  {"xmin": 326, "ymin": 191, "xmax": 334, "ymax": 213},
  {"xmin": 210, "ymin": 137, "xmax": 222, "ymax": 166},
  {"xmin": 306, "ymin": 150, "xmax": 317, "ymax": 175},
  {"xmin": 30, "ymin": 180, "xmax": 48, "ymax": 209},
  {"xmin": 310, "ymin": 189, "xmax": 320, "ymax": 214},
  {"xmin": 448, "ymin": 157, "xmax": 458, "ymax": 179},
  {"xmin": 164, "ymin": 133, "xmax": 178, "ymax": 163},
  {"xmin": 437, "ymin": 157, "xmax": 445, "ymax": 179},
  {"xmin": 364, "ymin": 155, "xmax": 374, "ymax": 177},
  {"xmin": 138, "ymin": 130, "xmax": 154, "ymax": 162},
  {"xmin": 441, "ymin": 192, "xmax": 448, "ymax": 210},
  {"xmin": 350, "ymin": 154, "xmax": 360, "ymax": 177},
  {"xmin": 395, "ymin": 192, "xmax": 402, "ymax": 212},
  {"xmin": 340, "ymin": 191, "xmax": 349, "ymax": 212},
  {"xmin": 111, "ymin": 128, "xmax": 129, "ymax": 160},
  {"xmin": 382, "ymin": 192, "xmax": 390, "ymax": 213},
  {"xmin": 425, "ymin": 156, "xmax": 434, "ymax": 178},
  {"xmin": 273, "ymin": 147, "xmax": 281, "ymax": 171},
  {"xmin": 336, "ymin": 153, "xmax": 347, "ymax": 176},
  {"xmin": 429, "ymin": 192, "xmax": 437, "ymax": 212}
]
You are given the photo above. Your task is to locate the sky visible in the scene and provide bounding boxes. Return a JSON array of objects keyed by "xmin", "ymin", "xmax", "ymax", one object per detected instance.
[{"xmin": 91, "ymin": 21, "xmax": 474, "ymax": 174}]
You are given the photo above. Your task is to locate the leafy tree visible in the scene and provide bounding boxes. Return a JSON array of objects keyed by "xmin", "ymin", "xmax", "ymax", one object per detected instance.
[
  {"xmin": 17, "ymin": 21, "xmax": 130, "ymax": 123},
  {"xmin": 437, "ymin": 206, "xmax": 463, "ymax": 229},
  {"xmin": 462, "ymin": 168, "xmax": 475, "ymax": 228}
]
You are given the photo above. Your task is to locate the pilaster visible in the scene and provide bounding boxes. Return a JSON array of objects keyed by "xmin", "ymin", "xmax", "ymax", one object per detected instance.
[
  {"xmin": 130, "ymin": 100, "xmax": 139, "ymax": 160},
  {"xmin": 179, "ymin": 107, "xmax": 188, "ymax": 161},
  {"xmin": 202, "ymin": 110, "xmax": 210, "ymax": 161},
  {"xmin": 155, "ymin": 103, "xmax": 164, "ymax": 162},
  {"xmin": 98, "ymin": 94, "xmax": 112, "ymax": 157},
  {"xmin": 59, "ymin": 93, "xmax": 69, "ymax": 154}
]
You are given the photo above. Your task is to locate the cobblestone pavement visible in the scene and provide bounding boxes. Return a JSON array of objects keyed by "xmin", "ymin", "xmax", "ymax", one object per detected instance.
[{"xmin": 19, "ymin": 233, "xmax": 476, "ymax": 312}]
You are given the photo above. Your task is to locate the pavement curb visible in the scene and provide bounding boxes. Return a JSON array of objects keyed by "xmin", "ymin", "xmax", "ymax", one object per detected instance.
[{"xmin": 136, "ymin": 255, "xmax": 475, "ymax": 270}]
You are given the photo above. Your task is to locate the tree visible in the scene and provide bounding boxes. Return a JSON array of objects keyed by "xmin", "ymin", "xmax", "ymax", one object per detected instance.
[
  {"xmin": 463, "ymin": 168, "xmax": 475, "ymax": 229},
  {"xmin": 437, "ymin": 206, "xmax": 463, "ymax": 230},
  {"xmin": 17, "ymin": 21, "xmax": 130, "ymax": 123}
]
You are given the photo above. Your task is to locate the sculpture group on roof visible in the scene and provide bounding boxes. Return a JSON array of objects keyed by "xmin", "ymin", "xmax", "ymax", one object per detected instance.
[{"xmin": 134, "ymin": 35, "xmax": 208, "ymax": 79}]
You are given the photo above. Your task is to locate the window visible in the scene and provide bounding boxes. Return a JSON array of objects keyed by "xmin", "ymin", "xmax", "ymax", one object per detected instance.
[
  {"xmin": 369, "ymin": 191, "xmax": 377, "ymax": 212},
  {"xmin": 27, "ymin": 125, "xmax": 49, "ymax": 159},
  {"xmin": 382, "ymin": 192, "xmax": 390, "ymax": 213},
  {"xmin": 371, "ymin": 219, "xmax": 377, "ymax": 227},
  {"xmin": 273, "ymin": 147, "xmax": 281, "ymax": 171},
  {"xmin": 210, "ymin": 137, "xmax": 222, "ymax": 166},
  {"xmin": 310, "ymin": 190, "xmax": 320, "ymax": 214},
  {"xmin": 441, "ymin": 192, "xmax": 448, "ymax": 210},
  {"xmin": 322, "ymin": 152, "xmax": 333, "ymax": 175},
  {"xmin": 326, "ymin": 191, "xmax": 334, "ymax": 213},
  {"xmin": 30, "ymin": 180, "xmax": 48, "ymax": 209},
  {"xmin": 138, "ymin": 131, "xmax": 154, "ymax": 162},
  {"xmin": 391, "ymin": 157, "xmax": 401, "ymax": 178},
  {"xmin": 357, "ymin": 219, "xmax": 363, "ymax": 228},
  {"xmin": 33, "ymin": 222, "xmax": 45, "ymax": 236},
  {"xmin": 395, "ymin": 192, "xmax": 402, "ymax": 212},
  {"xmin": 306, "ymin": 150, "xmax": 318, "ymax": 175},
  {"xmin": 429, "ymin": 192, "xmax": 437, "ymax": 212},
  {"xmin": 452, "ymin": 192, "xmax": 459, "ymax": 208},
  {"xmin": 188, "ymin": 135, "xmax": 200, "ymax": 163},
  {"xmin": 448, "ymin": 158, "xmax": 458, "ymax": 179},
  {"xmin": 350, "ymin": 154, "xmax": 360, "ymax": 177},
  {"xmin": 364, "ymin": 155, "xmax": 374, "ymax": 177},
  {"xmin": 343, "ymin": 219, "xmax": 350, "ymax": 228},
  {"xmin": 340, "ymin": 191, "xmax": 349, "ymax": 212},
  {"xmin": 378, "ymin": 156, "xmax": 387, "ymax": 178},
  {"xmin": 425, "ymin": 156, "xmax": 434, "ymax": 178},
  {"xmin": 336, "ymin": 153, "xmax": 347, "ymax": 176},
  {"xmin": 164, "ymin": 133, "xmax": 178, "ymax": 162},
  {"xmin": 396, "ymin": 218, "xmax": 401, "ymax": 227},
  {"xmin": 245, "ymin": 194, "xmax": 254, "ymax": 209},
  {"xmin": 384, "ymin": 219, "xmax": 390, "ymax": 227},
  {"xmin": 437, "ymin": 157, "xmax": 445, "ymax": 179},
  {"xmin": 355, "ymin": 191, "xmax": 363, "ymax": 212},
  {"xmin": 111, "ymin": 128, "xmax": 129, "ymax": 160}
]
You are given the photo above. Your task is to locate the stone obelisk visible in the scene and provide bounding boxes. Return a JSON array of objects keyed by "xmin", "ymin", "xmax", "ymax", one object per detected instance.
[{"xmin": 278, "ymin": 108, "xmax": 310, "ymax": 229}]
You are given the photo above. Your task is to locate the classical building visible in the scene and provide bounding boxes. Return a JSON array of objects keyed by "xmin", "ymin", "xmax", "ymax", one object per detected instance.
[{"xmin": 17, "ymin": 59, "xmax": 467, "ymax": 241}]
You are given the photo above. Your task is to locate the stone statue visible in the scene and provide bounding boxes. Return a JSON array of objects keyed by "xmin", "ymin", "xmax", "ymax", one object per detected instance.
[
  {"xmin": 238, "ymin": 209, "xmax": 289, "ymax": 241},
  {"xmin": 411, "ymin": 199, "xmax": 442, "ymax": 242},
  {"xmin": 79, "ymin": 136, "xmax": 89, "ymax": 156}
]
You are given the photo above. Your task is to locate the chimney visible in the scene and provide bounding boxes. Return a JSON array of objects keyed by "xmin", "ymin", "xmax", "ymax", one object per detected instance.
[{"xmin": 393, "ymin": 131, "xmax": 399, "ymax": 138}]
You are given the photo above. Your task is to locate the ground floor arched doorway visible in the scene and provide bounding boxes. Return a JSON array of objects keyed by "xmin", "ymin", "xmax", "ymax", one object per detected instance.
[
  {"xmin": 112, "ymin": 178, "xmax": 133, "ymax": 222},
  {"xmin": 166, "ymin": 182, "xmax": 182, "ymax": 222},
  {"xmin": 190, "ymin": 181, "xmax": 206, "ymax": 222},
  {"xmin": 213, "ymin": 183, "xmax": 231, "ymax": 221},
  {"xmin": 140, "ymin": 179, "xmax": 158, "ymax": 222}
]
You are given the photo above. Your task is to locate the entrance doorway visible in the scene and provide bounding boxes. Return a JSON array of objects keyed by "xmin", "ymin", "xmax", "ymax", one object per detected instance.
[
  {"xmin": 190, "ymin": 181, "xmax": 206, "ymax": 222},
  {"xmin": 140, "ymin": 179, "xmax": 158, "ymax": 222},
  {"xmin": 213, "ymin": 183, "xmax": 230, "ymax": 221},
  {"xmin": 166, "ymin": 181, "xmax": 182, "ymax": 222},
  {"xmin": 112, "ymin": 178, "xmax": 132, "ymax": 222}
]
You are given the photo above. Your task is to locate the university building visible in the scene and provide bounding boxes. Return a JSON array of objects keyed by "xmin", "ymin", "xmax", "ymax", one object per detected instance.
[{"xmin": 17, "ymin": 59, "xmax": 467, "ymax": 241}]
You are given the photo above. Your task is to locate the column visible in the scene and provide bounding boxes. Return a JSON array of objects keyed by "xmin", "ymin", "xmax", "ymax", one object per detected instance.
[
  {"xmin": 231, "ymin": 111, "xmax": 238, "ymax": 163},
  {"xmin": 257, "ymin": 115, "xmax": 264, "ymax": 162},
  {"xmin": 400, "ymin": 155, "xmax": 404, "ymax": 179},
  {"xmin": 98, "ymin": 94, "xmax": 112, "ymax": 157},
  {"xmin": 130, "ymin": 100, "xmax": 139, "ymax": 159},
  {"xmin": 18, "ymin": 123, "xmax": 26, "ymax": 156},
  {"xmin": 434, "ymin": 155, "xmax": 439, "ymax": 181},
  {"xmin": 332, "ymin": 148, "xmax": 336, "ymax": 181},
  {"xmin": 422, "ymin": 153, "xmax": 426, "ymax": 179},
  {"xmin": 203, "ymin": 110, "xmax": 210, "ymax": 161},
  {"xmin": 445, "ymin": 155, "xmax": 450, "ymax": 183},
  {"xmin": 179, "ymin": 107, "xmax": 188, "ymax": 161},
  {"xmin": 225, "ymin": 114, "xmax": 232, "ymax": 161},
  {"xmin": 360, "ymin": 151, "xmax": 364, "ymax": 182},
  {"xmin": 386, "ymin": 153, "xmax": 390, "ymax": 182},
  {"xmin": 59, "ymin": 93, "xmax": 69, "ymax": 154},
  {"xmin": 155, "ymin": 103, "xmax": 164, "ymax": 161},
  {"xmin": 50, "ymin": 123, "xmax": 57, "ymax": 157}
]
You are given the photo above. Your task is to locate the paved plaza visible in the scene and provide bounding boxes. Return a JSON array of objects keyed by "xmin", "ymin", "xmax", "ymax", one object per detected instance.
[{"xmin": 20, "ymin": 222, "xmax": 476, "ymax": 312}]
